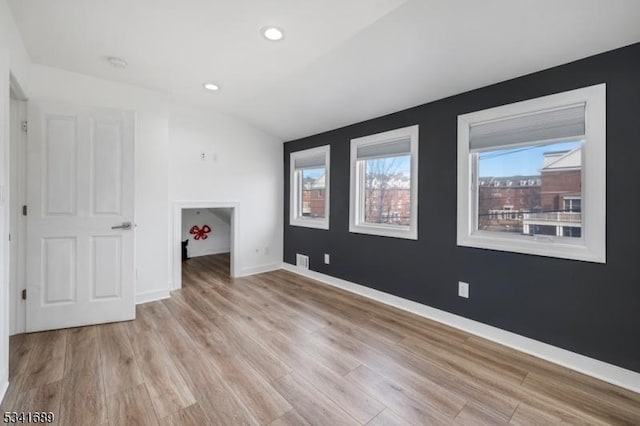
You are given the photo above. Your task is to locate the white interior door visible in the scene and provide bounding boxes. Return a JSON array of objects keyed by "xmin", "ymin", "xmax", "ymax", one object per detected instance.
[{"xmin": 26, "ymin": 101, "xmax": 135, "ymax": 332}]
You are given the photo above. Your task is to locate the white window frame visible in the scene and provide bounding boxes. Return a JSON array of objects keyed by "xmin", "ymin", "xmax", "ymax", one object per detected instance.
[
  {"xmin": 457, "ymin": 84, "xmax": 606, "ymax": 263},
  {"xmin": 290, "ymin": 145, "xmax": 330, "ymax": 229},
  {"xmin": 349, "ymin": 125, "xmax": 419, "ymax": 240}
]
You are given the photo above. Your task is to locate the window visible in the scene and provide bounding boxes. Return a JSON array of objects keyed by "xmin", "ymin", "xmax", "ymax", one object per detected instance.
[
  {"xmin": 564, "ymin": 197, "xmax": 581, "ymax": 212},
  {"xmin": 457, "ymin": 84, "xmax": 605, "ymax": 263},
  {"xmin": 350, "ymin": 125, "xmax": 419, "ymax": 239},
  {"xmin": 290, "ymin": 145, "xmax": 330, "ymax": 229}
]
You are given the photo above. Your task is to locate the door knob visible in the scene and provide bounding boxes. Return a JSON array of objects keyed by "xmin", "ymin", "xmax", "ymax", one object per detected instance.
[{"xmin": 111, "ymin": 221, "xmax": 132, "ymax": 230}]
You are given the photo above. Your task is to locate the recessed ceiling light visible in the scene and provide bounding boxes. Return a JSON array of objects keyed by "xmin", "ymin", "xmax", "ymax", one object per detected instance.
[
  {"xmin": 203, "ymin": 83, "xmax": 220, "ymax": 91},
  {"xmin": 106, "ymin": 56, "xmax": 128, "ymax": 68},
  {"xmin": 261, "ymin": 26, "xmax": 284, "ymax": 41}
]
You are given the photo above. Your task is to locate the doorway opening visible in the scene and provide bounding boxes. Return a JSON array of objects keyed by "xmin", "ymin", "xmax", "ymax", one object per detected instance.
[
  {"xmin": 182, "ymin": 207, "xmax": 232, "ymax": 285},
  {"xmin": 172, "ymin": 201, "xmax": 239, "ymax": 290}
]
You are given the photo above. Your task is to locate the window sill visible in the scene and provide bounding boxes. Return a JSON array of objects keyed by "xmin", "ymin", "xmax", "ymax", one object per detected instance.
[
  {"xmin": 349, "ymin": 223, "xmax": 417, "ymax": 240},
  {"xmin": 290, "ymin": 218, "xmax": 329, "ymax": 230},
  {"xmin": 457, "ymin": 231, "xmax": 605, "ymax": 263}
]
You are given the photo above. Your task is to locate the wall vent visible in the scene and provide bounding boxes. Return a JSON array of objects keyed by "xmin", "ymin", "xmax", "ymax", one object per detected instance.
[{"xmin": 296, "ymin": 254, "xmax": 309, "ymax": 269}]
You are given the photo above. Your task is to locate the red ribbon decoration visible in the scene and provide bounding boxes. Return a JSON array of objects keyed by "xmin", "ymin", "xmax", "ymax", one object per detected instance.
[{"xmin": 189, "ymin": 225, "xmax": 212, "ymax": 240}]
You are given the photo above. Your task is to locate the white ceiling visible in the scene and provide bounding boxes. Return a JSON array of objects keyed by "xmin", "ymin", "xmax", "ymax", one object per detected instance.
[{"xmin": 8, "ymin": 0, "xmax": 640, "ymax": 140}]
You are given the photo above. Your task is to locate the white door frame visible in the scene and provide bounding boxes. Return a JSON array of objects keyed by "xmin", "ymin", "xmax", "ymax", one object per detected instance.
[
  {"xmin": 8, "ymin": 77, "xmax": 27, "ymax": 335},
  {"xmin": 172, "ymin": 200, "xmax": 239, "ymax": 289}
]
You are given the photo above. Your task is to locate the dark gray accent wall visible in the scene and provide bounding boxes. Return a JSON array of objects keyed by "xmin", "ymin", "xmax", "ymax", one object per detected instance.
[{"xmin": 283, "ymin": 43, "xmax": 640, "ymax": 373}]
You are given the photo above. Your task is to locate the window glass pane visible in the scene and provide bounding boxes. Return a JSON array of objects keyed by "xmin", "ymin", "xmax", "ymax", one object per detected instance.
[
  {"xmin": 477, "ymin": 140, "xmax": 582, "ymax": 238},
  {"xmin": 300, "ymin": 167, "xmax": 326, "ymax": 218},
  {"xmin": 363, "ymin": 155, "xmax": 411, "ymax": 226}
]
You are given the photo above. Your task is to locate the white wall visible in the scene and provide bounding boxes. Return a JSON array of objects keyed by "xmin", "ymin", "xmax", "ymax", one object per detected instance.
[
  {"xmin": 169, "ymin": 104, "xmax": 283, "ymax": 278},
  {"xmin": 182, "ymin": 208, "xmax": 231, "ymax": 257},
  {"xmin": 0, "ymin": 0, "xmax": 31, "ymax": 402},
  {"xmin": 28, "ymin": 65, "xmax": 171, "ymax": 303}
]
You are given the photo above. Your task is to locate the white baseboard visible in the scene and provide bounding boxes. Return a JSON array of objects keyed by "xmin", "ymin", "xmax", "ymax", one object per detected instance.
[
  {"xmin": 188, "ymin": 248, "xmax": 231, "ymax": 258},
  {"xmin": 135, "ymin": 289, "xmax": 171, "ymax": 305},
  {"xmin": 281, "ymin": 263, "xmax": 640, "ymax": 394},
  {"xmin": 238, "ymin": 262, "xmax": 283, "ymax": 277}
]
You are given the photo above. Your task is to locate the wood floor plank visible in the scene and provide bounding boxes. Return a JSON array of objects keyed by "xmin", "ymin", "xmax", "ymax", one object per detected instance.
[
  {"xmin": 272, "ymin": 373, "xmax": 360, "ymax": 426},
  {"xmin": 12, "ymin": 380, "xmax": 62, "ymax": 425},
  {"xmin": 252, "ymin": 273, "xmax": 373, "ymax": 330},
  {"xmin": 20, "ymin": 330, "xmax": 67, "ymax": 391},
  {"xmin": 399, "ymin": 335, "xmax": 527, "ymax": 385},
  {"xmin": 197, "ymin": 332, "xmax": 292, "ymax": 424},
  {"xmin": 139, "ymin": 303, "xmax": 260, "ymax": 426},
  {"xmin": 106, "ymin": 384, "xmax": 159, "ymax": 426},
  {"xmin": 346, "ymin": 364, "xmax": 454, "ymax": 425},
  {"xmin": 165, "ymin": 290, "xmax": 291, "ymax": 424},
  {"xmin": 454, "ymin": 402, "xmax": 511, "ymax": 425},
  {"xmin": 8, "ymin": 334, "xmax": 35, "ymax": 379},
  {"xmin": 318, "ymin": 324, "xmax": 514, "ymax": 422},
  {"xmin": 60, "ymin": 326, "xmax": 108, "ymax": 426},
  {"xmin": 467, "ymin": 335, "xmax": 640, "ymax": 407},
  {"xmin": 509, "ymin": 403, "xmax": 565, "ymax": 426},
  {"xmin": 270, "ymin": 409, "xmax": 312, "ymax": 426},
  {"xmin": 366, "ymin": 408, "xmax": 412, "ymax": 426},
  {"xmin": 199, "ymin": 274, "xmax": 319, "ymax": 336},
  {"xmin": 97, "ymin": 322, "xmax": 144, "ymax": 396},
  {"xmin": 257, "ymin": 327, "xmax": 385, "ymax": 424},
  {"xmin": 522, "ymin": 371, "xmax": 640, "ymax": 424},
  {"xmin": 180, "ymin": 285, "xmax": 292, "ymax": 381},
  {"xmin": 187, "ymin": 273, "xmax": 362, "ymax": 380},
  {"xmin": 161, "ymin": 293, "xmax": 221, "ymax": 345},
  {"xmin": 158, "ymin": 403, "xmax": 209, "ymax": 426},
  {"xmin": 125, "ymin": 319, "xmax": 196, "ymax": 419},
  {"xmin": 291, "ymin": 330, "xmax": 362, "ymax": 376}
]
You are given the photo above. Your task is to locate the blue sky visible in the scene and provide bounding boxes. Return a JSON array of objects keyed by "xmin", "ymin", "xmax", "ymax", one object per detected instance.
[
  {"xmin": 302, "ymin": 167, "xmax": 325, "ymax": 179},
  {"xmin": 479, "ymin": 140, "xmax": 581, "ymax": 177}
]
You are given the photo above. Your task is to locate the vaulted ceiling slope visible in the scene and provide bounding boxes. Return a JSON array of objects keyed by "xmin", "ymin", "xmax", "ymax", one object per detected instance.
[{"xmin": 8, "ymin": 0, "xmax": 640, "ymax": 140}]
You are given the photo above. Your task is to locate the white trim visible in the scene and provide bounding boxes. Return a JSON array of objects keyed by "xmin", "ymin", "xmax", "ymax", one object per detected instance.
[
  {"xmin": 8, "ymin": 97, "xmax": 27, "ymax": 336},
  {"xmin": 457, "ymin": 84, "xmax": 606, "ymax": 263},
  {"xmin": 135, "ymin": 289, "xmax": 170, "ymax": 305},
  {"xmin": 0, "ymin": 377, "xmax": 8, "ymax": 405},
  {"xmin": 172, "ymin": 201, "xmax": 239, "ymax": 290},
  {"xmin": 349, "ymin": 125, "xmax": 419, "ymax": 240},
  {"xmin": 289, "ymin": 145, "xmax": 330, "ymax": 230},
  {"xmin": 187, "ymin": 248, "xmax": 231, "ymax": 258},
  {"xmin": 238, "ymin": 262, "xmax": 283, "ymax": 277},
  {"xmin": 281, "ymin": 263, "xmax": 640, "ymax": 394}
]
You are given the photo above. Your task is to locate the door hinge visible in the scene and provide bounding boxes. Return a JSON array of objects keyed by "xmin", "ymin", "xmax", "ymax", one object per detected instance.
[
  {"xmin": 21, "ymin": 289, "xmax": 26, "ymax": 300},
  {"xmin": 22, "ymin": 205, "xmax": 27, "ymax": 216},
  {"xmin": 21, "ymin": 121, "xmax": 28, "ymax": 132}
]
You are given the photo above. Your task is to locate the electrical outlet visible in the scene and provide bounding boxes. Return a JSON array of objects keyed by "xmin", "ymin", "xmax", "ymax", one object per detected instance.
[
  {"xmin": 264, "ymin": 247, "xmax": 270, "ymax": 255},
  {"xmin": 324, "ymin": 254, "xmax": 330, "ymax": 264},
  {"xmin": 458, "ymin": 281, "xmax": 469, "ymax": 298}
]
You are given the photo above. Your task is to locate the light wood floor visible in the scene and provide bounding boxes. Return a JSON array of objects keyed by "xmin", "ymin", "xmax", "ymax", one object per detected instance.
[{"xmin": 2, "ymin": 254, "xmax": 639, "ymax": 425}]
